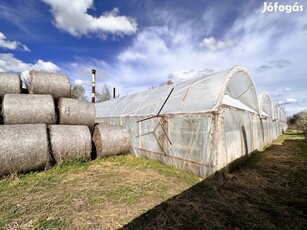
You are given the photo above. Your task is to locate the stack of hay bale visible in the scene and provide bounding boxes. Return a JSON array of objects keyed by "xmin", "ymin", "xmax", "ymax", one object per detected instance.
[
  {"xmin": 0, "ymin": 71, "xmax": 131, "ymax": 177},
  {"xmin": 0, "ymin": 71, "xmax": 99, "ymax": 176}
]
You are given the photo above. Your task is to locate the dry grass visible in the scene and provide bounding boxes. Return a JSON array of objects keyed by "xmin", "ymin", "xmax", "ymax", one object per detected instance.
[
  {"xmin": 0, "ymin": 155, "xmax": 200, "ymax": 229},
  {"xmin": 1, "ymin": 131, "xmax": 306, "ymax": 229},
  {"xmin": 123, "ymin": 131, "xmax": 307, "ymax": 229}
]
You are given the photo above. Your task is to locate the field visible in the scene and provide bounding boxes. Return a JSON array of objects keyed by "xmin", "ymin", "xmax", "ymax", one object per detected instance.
[{"xmin": 0, "ymin": 132, "xmax": 306, "ymax": 229}]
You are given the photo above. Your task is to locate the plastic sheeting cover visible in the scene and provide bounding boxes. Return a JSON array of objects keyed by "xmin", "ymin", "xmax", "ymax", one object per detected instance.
[
  {"xmin": 95, "ymin": 66, "xmax": 259, "ymax": 117},
  {"xmin": 258, "ymin": 92, "xmax": 273, "ymax": 117}
]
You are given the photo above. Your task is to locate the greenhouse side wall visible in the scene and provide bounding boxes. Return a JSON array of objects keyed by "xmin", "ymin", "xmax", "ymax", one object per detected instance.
[
  {"xmin": 261, "ymin": 118, "xmax": 274, "ymax": 148},
  {"xmin": 216, "ymin": 105, "xmax": 288, "ymax": 173},
  {"xmin": 96, "ymin": 113, "xmax": 217, "ymax": 178},
  {"xmin": 215, "ymin": 106, "xmax": 263, "ymax": 172},
  {"xmin": 96, "ymin": 108, "xmax": 287, "ymax": 178}
]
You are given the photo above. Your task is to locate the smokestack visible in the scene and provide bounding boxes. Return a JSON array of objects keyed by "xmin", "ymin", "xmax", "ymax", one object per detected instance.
[
  {"xmin": 113, "ymin": 87, "xmax": 116, "ymax": 98},
  {"xmin": 91, "ymin": 69, "xmax": 96, "ymax": 103}
]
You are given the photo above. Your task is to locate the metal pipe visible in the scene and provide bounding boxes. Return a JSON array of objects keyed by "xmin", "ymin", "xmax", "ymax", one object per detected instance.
[{"xmin": 91, "ymin": 69, "xmax": 96, "ymax": 103}]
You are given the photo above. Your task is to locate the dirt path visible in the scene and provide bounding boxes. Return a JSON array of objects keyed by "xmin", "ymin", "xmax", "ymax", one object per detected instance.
[{"xmin": 123, "ymin": 137, "xmax": 307, "ymax": 229}]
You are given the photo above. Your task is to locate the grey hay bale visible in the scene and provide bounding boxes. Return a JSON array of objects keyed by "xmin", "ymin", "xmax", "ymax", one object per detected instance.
[
  {"xmin": 29, "ymin": 71, "xmax": 71, "ymax": 100},
  {"xmin": 58, "ymin": 98, "xmax": 95, "ymax": 128},
  {"xmin": 93, "ymin": 124, "xmax": 131, "ymax": 157},
  {"xmin": 2, "ymin": 94, "xmax": 56, "ymax": 125},
  {"xmin": 0, "ymin": 124, "xmax": 50, "ymax": 176},
  {"xmin": 49, "ymin": 125, "xmax": 92, "ymax": 164},
  {"xmin": 0, "ymin": 72, "xmax": 21, "ymax": 97}
]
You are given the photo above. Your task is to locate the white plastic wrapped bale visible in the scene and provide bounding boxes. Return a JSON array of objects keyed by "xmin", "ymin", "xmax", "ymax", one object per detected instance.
[
  {"xmin": 0, "ymin": 124, "xmax": 50, "ymax": 176},
  {"xmin": 0, "ymin": 72, "xmax": 21, "ymax": 97},
  {"xmin": 58, "ymin": 98, "xmax": 95, "ymax": 129},
  {"xmin": 29, "ymin": 71, "xmax": 71, "ymax": 100},
  {"xmin": 49, "ymin": 125, "xmax": 92, "ymax": 164},
  {"xmin": 2, "ymin": 94, "xmax": 56, "ymax": 125},
  {"xmin": 93, "ymin": 124, "xmax": 131, "ymax": 157}
]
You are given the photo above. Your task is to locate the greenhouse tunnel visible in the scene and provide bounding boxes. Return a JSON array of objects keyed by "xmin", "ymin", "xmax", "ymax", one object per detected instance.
[{"xmin": 95, "ymin": 66, "xmax": 287, "ymax": 177}]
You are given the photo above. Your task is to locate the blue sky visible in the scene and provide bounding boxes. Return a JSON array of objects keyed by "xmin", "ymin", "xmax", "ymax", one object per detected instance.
[{"xmin": 0, "ymin": 0, "xmax": 306, "ymax": 115}]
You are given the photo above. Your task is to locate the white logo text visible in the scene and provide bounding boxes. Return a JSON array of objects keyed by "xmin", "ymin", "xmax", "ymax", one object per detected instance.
[{"xmin": 262, "ymin": 2, "xmax": 304, "ymax": 13}]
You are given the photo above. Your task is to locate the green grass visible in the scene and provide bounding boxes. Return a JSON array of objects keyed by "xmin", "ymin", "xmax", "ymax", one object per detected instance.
[
  {"xmin": 35, "ymin": 217, "xmax": 65, "ymax": 230},
  {"xmin": 2, "ymin": 132, "xmax": 305, "ymax": 229},
  {"xmin": 97, "ymin": 155, "xmax": 201, "ymax": 185},
  {"xmin": 0, "ymin": 159, "xmax": 90, "ymax": 192},
  {"xmin": 273, "ymin": 129, "xmax": 305, "ymax": 144},
  {"xmin": 0, "ymin": 155, "xmax": 201, "ymax": 229},
  {"xmin": 245, "ymin": 130, "xmax": 306, "ymax": 169}
]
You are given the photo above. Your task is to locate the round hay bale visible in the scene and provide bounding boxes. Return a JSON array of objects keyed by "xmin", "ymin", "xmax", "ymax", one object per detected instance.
[
  {"xmin": 29, "ymin": 71, "xmax": 71, "ymax": 100},
  {"xmin": 93, "ymin": 124, "xmax": 131, "ymax": 157},
  {"xmin": 0, "ymin": 72, "xmax": 21, "ymax": 97},
  {"xmin": 58, "ymin": 98, "xmax": 95, "ymax": 128},
  {"xmin": 2, "ymin": 94, "xmax": 56, "ymax": 125},
  {"xmin": 49, "ymin": 125, "xmax": 92, "ymax": 164},
  {"xmin": 0, "ymin": 124, "xmax": 50, "ymax": 176}
]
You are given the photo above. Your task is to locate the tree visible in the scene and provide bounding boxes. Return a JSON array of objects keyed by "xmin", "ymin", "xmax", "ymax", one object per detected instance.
[
  {"xmin": 150, "ymin": 80, "xmax": 174, "ymax": 89},
  {"xmin": 96, "ymin": 83, "xmax": 116, "ymax": 102},
  {"xmin": 289, "ymin": 111, "xmax": 307, "ymax": 142},
  {"xmin": 160, "ymin": 79, "xmax": 174, "ymax": 87},
  {"xmin": 294, "ymin": 111, "xmax": 307, "ymax": 142},
  {"xmin": 287, "ymin": 113, "xmax": 300, "ymax": 126},
  {"xmin": 71, "ymin": 84, "xmax": 88, "ymax": 101}
]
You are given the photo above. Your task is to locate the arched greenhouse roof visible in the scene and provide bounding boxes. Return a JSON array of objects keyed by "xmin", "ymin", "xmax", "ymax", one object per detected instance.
[
  {"xmin": 95, "ymin": 66, "xmax": 260, "ymax": 117},
  {"xmin": 258, "ymin": 92, "xmax": 273, "ymax": 117},
  {"xmin": 272, "ymin": 103, "xmax": 284, "ymax": 121}
]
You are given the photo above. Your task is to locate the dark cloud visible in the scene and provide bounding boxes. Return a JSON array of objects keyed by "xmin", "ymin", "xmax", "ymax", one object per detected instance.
[
  {"xmin": 270, "ymin": 59, "xmax": 292, "ymax": 68},
  {"xmin": 255, "ymin": 65, "xmax": 272, "ymax": 73},
  {"xmin": 256, "ymin": 59, "xmax": 292, "ymax": 73},
  {"xmin": 202, "ymin": 68, "xmax": 214, "ymax": 73}
]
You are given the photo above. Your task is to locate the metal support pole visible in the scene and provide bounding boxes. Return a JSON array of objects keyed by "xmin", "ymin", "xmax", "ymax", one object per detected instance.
[
  {"xmin": 113, "ymin": 87, "xmax": 116, "ymax": 98},
  {"xmin": 91, "ymin": 69, "xmax": 96, "ymax": 103}
]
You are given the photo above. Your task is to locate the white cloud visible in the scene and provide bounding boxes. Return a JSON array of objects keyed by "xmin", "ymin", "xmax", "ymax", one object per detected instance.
[
  {"xmin": 0, "ymin": 53, "xmax": 59, "ymax": 72},
  {"xmin": 118, "ymin": 27, "xmax": 169, "ymax": 62},
  {"xmin": 42, "ymin": 0, "xmax": 137, "ymax": 37},
  {"xmin": 278, "ymin": 88, "xmax": 292, "ymax": 92},
  {"xmin": 0, "ymin": 32, "xmax": 30, "ymax": 51},
  {"xmin": 279, "ymin": 98, "xmax": 304, "ymax": 105},
  {"xmin": 168, "ymin": 69, "xmax": 214, "ymax": 82},
  {"xmin": 33, "ymin": 59, "xmax": 59, "ymax": 72},
  {"xmin": 168, "ymin": 70, "xmax": 198, "ymax": 82},
  {"xmin": 66, "ymin": 4, "xmax": 307, "ymax": 114},
  {"xmin": 73, "ymin": 79, "xmax": 91, "ymax": 86},
  {"xmin": 199, "ymin": 36, "xmax": 236, "ymax": 51}
]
